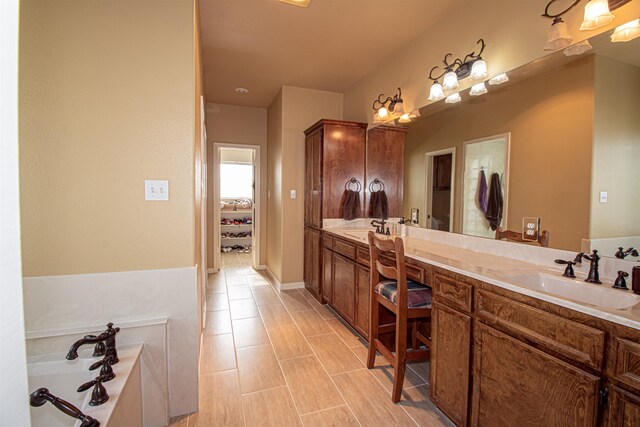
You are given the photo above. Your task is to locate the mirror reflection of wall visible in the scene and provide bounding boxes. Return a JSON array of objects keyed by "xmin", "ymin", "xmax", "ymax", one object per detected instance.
[{"xmin": 403, "ymin": 27, "xmax": 640, "ymax": 256}]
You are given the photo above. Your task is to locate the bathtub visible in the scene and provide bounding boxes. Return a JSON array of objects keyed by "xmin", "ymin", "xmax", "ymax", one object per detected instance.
[{"xmin": 28, "ymin": 345, "xmax": 143, "ymax": 427}]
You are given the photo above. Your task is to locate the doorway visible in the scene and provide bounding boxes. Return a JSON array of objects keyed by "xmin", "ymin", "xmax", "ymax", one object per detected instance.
[
  {"xmin": 424, "ymin": 148, "xmax": 456, "ymax": 232},
  {"xmin": 213, "ymin": 144, "xmax": 261, "ymax": 271}
]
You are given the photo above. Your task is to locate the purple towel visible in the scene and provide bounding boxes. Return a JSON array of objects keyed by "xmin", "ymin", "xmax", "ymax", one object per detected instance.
[{"xmin": 477, "ymin": 170, "xmax": 488, "ymax": 214}]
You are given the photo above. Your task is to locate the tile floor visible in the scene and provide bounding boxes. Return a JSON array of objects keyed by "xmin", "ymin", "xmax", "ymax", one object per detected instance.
[{"xmin": 169, "ymin": 252, "xmax": 452, "ymax": 426}]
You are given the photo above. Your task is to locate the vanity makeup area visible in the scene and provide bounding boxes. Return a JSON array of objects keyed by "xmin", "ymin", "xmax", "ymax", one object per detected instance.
[{"xmin": 303, "ymin": 18, "xmax": 640, "ymax": 427}]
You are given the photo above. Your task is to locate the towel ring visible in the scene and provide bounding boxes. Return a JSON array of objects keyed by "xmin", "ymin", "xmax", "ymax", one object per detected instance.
[
  {"xmin": 368, "ymin": 178, "xmax": 385, "ymax": 193},
  {"xmin": 345, "ymin": 177, "xmax": 362, "ymax": 192}
]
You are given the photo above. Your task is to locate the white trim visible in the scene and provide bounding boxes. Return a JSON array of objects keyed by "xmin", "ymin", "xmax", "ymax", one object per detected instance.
[
  {"xmin": 423, "ymin": 147, "xmax": 456, "ymax": 232},
  {"xmin": 213, "ymin": 143, "xmax": 261, "ymax": 272},
  {"xmin": 264, "ymin": 266, "xmax": 282, "ymax": 290},
  {"xmin": 25, "ymin": 317, "xmax": 169, "ymax": 340},
  {"xmin": 280, "ymin": 281, "xmax": 305, "ymax": 290},
  {"xmin": 207, "ymin": 268, "xmax": 217, "ymax": 274},
  {"xmin": 256, "ymin": 264, "xmax": 267, "ymax": 270}
]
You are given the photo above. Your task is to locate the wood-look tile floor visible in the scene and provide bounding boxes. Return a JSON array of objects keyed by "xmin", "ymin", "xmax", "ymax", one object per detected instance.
[{"xmin": 169, "ymin": 256, "xmax": 453, "ymax": 427}]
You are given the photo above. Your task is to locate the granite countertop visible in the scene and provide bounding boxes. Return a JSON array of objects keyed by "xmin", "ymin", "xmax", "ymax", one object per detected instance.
[{"xmin": 323, "ymin": 224, "xmax": 640, "ymax": 331}]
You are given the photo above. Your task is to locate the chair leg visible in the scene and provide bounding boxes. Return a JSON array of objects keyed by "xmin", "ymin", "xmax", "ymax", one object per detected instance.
[
  {"xmin": 367, "ymin": 301, "xmax": 379, "ymax": 369},
  {"xmin": 392, "ymin": 314, "xmax": 408, "ymax": 402},
  {"xmin": 411, "ymin": 321, "xmax": 419, "ymax": 350}
]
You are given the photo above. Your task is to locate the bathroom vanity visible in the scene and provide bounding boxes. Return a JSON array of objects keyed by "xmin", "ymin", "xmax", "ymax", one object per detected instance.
[{"xmin": 318, "ymin": 226, "xmax": 640, "ymax": 427}]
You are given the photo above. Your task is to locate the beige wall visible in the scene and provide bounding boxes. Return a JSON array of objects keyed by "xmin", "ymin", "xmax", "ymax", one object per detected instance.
[
  {"xmin": 206, "ymin": 103, "xmax": 268, "ymax": 268},
  {"xmin": 591, "ymin": 55, "xmax": 640, "ymax": 239},
  {"xmin": 405, "ymin": 57, "xmax": 594, "ymax": 252},
  {"xmin": 19, "ymin": 0, "xmax": 196, "ymax": 277},
  {"xmin": 343, "ymin": 0, "xmax": 640, "ymax": 123},
  {"xmin": 267, "ymin": 86, "xmax": 343, "ymax": 284},
  {"xmin": 267, "ymin": 90, "xmax": 284, "ymax": 280}
]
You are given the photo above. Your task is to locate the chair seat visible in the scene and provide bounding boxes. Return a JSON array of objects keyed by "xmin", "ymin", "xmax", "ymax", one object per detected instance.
[{"xmin": 374, "ymin": 279, "xmax": 433, "ymax": 308}]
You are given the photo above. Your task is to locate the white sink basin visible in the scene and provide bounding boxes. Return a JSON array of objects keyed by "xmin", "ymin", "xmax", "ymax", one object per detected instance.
[{"xmin": 497, "ymin": 272, "xmax": 640, "ymax": 310}]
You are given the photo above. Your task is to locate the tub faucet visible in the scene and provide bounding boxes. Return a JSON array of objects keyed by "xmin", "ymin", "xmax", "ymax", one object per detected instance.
[
  {"xmin": 581, "ymin": 250, "xmax": 602, "ymax": 284},
  {"xmin": 30, "ymin": 387, "xmax": 100, "ymax": 427},
  {"xmin": 615, "ymin": 247, "xmax": 639, "ymax": 259},
  {"xmin": 66, "ymin": 323, "xmax": 120, "ymax": 363}
]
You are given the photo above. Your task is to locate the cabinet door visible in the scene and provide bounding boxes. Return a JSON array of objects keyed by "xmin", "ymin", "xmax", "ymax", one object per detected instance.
[
  {"xmin": 354, "ymin": 264, "xmax": 370, "ymax": 340},
  {"xmin": 365, "ymin": 126, "xmax": 405, "ymax": 218},
  {"xmin": 304, "ymin": 227, "xmax": 322, "ymax": 299},
  {"xmin": 471, "ymin": 323, "xmax": 600, "ymax": 427},
  {"xmin": 322, "ymin": 247, "xmax": 333, "ymax": 304},
  {"xmin": 305, "ymin": 130, "xmax": 323, "ymax": 228},
  {"xmin": 430, "ymin": 303, "xmax": 472, "ymax": 427},
  {"xmin": 608, "ymin": 386, "xmax": 640, "ymax": 427},
  {"xmin": 332, "ymin": 252, "xmax": 356, "ymax": 324}
]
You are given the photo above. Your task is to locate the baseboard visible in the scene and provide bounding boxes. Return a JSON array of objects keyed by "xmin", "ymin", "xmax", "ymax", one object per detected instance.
[
  {"xmin": 256, "ymin": 264, "xmax": 267, "ymax": 271},
  {"xmin": 279, "ymin": 281, "xmax": 305, "ymax": 290},
  {"xmin": 264, "ymin": 266, "xmax": 281, "ymax": 290}
]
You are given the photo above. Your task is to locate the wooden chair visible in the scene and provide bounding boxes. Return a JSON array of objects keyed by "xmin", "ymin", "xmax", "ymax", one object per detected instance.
[
  {"xmin": 367, "ymin": 231, "xmax": 432, "ymax": 402},
  {"xmin": 495, "ymin": 227, "xmax": 550, "ymax": 247}
]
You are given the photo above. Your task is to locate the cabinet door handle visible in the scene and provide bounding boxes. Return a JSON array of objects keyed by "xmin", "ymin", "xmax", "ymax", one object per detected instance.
[{"xmin": 599, "ymin": 387, "xmax": 608, "ymax": 409}]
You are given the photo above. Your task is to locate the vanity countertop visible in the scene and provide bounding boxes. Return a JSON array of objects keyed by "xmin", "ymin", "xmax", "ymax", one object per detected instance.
[{"xmin": 323, "ymin": 225, "xmax": 640, "ymax": 331}]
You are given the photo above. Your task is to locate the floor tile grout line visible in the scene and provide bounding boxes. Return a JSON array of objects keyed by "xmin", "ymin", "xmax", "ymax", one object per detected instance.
[
  {"xmin": 268, "ymin": 282, "xmax": 364, "ymax": 427},
  {"xmin": 224, "ymin": 269, "xmax": 247, "ymax": 427}
]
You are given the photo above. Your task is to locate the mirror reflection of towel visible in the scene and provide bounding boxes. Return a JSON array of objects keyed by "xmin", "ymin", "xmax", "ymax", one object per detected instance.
[
  {"xmin": 368, "ymin": 190, "xmax": 389, "ymax": 219},
  {"xmin": 477, "ymin": 170, "xmax": 488, "ymax": 213},
  {"xmin": 485, "ymin": 172, "xmax": 503, "ymax": 231},
  {"xmin": 339, "ymin": 189, "xmax": 361, "ymax": 220}
]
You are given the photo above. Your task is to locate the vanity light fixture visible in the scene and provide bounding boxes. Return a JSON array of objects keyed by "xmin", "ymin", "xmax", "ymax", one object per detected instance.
[
  {"xmin": 611, "ymin": 18, "xmax": 640, "ymax": 42},
  {"xmin": 372, "ymin": 87, "xmax": 405, "ymax": 123},
  {"xmin": 445, "ymin": 93, "xmax": 462, "ymax": 104},
  {"xmin": 488, "ymin": 73, "xmax": 509, "ymax": 85},
  {"xmin": 541, "ymin": 0, "xmax": 629, "ymax": 51},
  {"xmin": 470, "ymin": 82, "xmax": 488, "ymax": 96},
  {"xmin": 428, "ymin": 39, "xmax": 489, "ymax": 101}
]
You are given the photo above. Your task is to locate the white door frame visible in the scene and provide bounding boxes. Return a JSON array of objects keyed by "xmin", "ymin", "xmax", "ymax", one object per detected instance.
[
  {"xmin": 459, "ymin": 132, "xmax": 511, "ymax": 234},
  {"xmin": 213, "ymin": 143, "xmax": 261, "ymax": 271},
  {"xmin": 424, "ymin": 147, "xmax": 456, "ymax": 232}
]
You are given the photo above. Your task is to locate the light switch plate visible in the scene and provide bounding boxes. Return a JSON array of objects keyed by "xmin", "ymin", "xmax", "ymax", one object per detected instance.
[
  {"xmin": 145, "ymin": 180, "xmax": 169, "ymax": 201},
  {"xmin": 599, "ymin": 191, "xmax": 608, "ymax": 203},
  {"xmin": 290, "ymin": 189, "xmax": 297, "ymax": 199},
  {"xmin": 522, "ymin": 217, "xmax": 540, "ymax": 242}
]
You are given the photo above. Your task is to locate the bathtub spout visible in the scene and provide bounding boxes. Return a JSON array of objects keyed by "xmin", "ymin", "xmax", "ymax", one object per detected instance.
[
  {"xmin": 30, "ymin": 387, "xmax": 100, "ymax": 427},
  {"xmin": 66, "ymin": 323, "xmax": 120, "ymax": 362}
]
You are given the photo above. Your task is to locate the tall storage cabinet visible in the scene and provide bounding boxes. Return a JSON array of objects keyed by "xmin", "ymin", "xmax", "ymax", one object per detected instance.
[{"xmin": 303, "ymin": 119, "xmax": 367, "ymax": 301}]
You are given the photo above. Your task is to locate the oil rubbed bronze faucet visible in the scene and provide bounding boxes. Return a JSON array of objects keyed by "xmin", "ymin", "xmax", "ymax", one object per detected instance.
[
  {"xmin": 580, "ymin": 250, "xmax": 602, "ymax": 284},
  {"xmin": 615, "ymin": 247, "xmax": 639, "ymax": 259},
  {"xmin": 371, "ymin": 218, "xmax": 389, "ymax": 235},
  {"xmin": 30, "ymin": 388, "xmax": 100, "ymax": 427},
  {"xmin": 66, "ymin": 323, "xmax": 120, "ymax": 363}
]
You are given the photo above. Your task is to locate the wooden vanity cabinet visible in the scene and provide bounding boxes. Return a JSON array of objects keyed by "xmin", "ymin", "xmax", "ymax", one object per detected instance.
[
  {"xmin": 608, "ymin": 386, "xmax": 640, "ymax": 426},
  {"xmin": 303, "ymin": 119, "xmax": 367, "ymax": 301}
]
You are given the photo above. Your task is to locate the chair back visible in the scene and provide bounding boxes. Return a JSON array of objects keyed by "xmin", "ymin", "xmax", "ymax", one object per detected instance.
[
  {"xmin": 368, "ymin": 231, "xmax": 408, "ymax": 308},
  {"xmin": 495, "ymin": 227, "xmax": 550, "ymax": 247}
]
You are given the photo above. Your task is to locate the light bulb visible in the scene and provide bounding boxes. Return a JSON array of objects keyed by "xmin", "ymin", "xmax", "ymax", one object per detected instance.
[
  {"xmin": 377, "ymin": 106, "xmax": 389, "ymax": 119},
  {"xmin": 443, "ymin": 71, "xmax": 459, "ymax": 90},
  {"xmin": 470, "ymin": 82, "xmax": 487, "ymax": 96},
  {"xmin": 470, "ymin": 59, "xmax": 488, "ymax": 81},
  {"xmin": 611, "ymin": 19, "xmax": 640, "ymax": 43},
  {"xmin": 579, "ymin": 0, "xmax": 615, "ymax": 31},
  {"xmin": 488, "ymin": 73, "xmax": 509, "ymax": 85},
  {"xmin": 428, "ymin": 82, "xmax": 445, "ymax": 101},
  {"xmin": 545, "ymin": 18, "xmax": 573, "ymax": 51},
  {"xmin": 445, "ymin": 93, "xmax": 461, "ymax": 104}
]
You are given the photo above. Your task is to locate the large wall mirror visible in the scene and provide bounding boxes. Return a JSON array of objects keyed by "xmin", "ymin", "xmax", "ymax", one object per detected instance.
[{"xmin": 396, "ymin": 22, "xmax": 639, "ymax": 258}]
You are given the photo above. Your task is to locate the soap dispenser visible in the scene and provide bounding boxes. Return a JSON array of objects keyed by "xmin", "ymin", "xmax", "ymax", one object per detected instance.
[{"xmin": 633, "ymin": 265, "xmax": 640, "ymax": 295}]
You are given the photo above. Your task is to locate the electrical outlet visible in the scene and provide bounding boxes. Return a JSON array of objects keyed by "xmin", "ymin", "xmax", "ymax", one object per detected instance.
[
  {"xmin": 522, "ymin": 217, "xmax": 540, "ymax": 241},
  {"xmin": 145, "ymin": 180, "xmax": 169, "ymax": 201}
]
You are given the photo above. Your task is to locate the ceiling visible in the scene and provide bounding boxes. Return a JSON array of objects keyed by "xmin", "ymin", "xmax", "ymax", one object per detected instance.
[{"xmin": 199, "ymin": 0, "xmax": 460, "ymax": 107}]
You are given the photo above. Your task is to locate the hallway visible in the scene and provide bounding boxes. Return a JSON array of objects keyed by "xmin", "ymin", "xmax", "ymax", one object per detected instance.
[{"xmin": 169, "ymin": 254, "xmax": 452, "ymax": 426}]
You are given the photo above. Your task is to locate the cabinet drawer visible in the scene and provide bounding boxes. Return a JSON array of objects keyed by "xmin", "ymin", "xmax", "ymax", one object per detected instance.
[
  {"xmin": 476, "ymin": 289, "xmax": 605, "ymax": 371},
  {"xmin": 323, "ymin": 234, "xmax": 334, "ymax": 249},
  {"xmin": 433, "ymin": 273, "xmax": 473, "ymax": 314},
  {"xmin": 333, "ymin": 237, "xmax": 356, "ymax": 259},
  {"xmin": 356, "ymin": 246, "xmax": 370, "ymax": 267},
  {"xmin": 613, "ymin": 337, "xmax": 640, "ymax": 392}
]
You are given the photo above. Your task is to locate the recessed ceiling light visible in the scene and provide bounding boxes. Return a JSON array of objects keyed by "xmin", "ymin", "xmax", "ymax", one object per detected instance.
[
  {"xmin": 279, "ymin": 0, "xmax": 310, "ymax": 8},
  {"xmin": 235, "ymin": 87, "xmax": 249, "ymax": 94}
]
